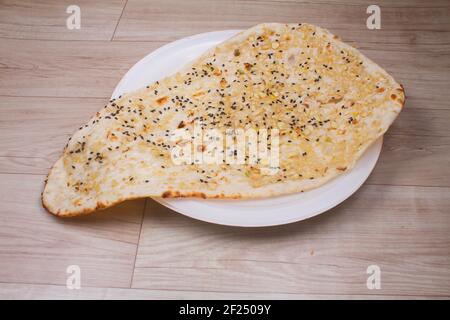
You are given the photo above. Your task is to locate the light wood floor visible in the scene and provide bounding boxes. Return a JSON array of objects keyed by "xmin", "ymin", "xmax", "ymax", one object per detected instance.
[{"xmin": 0, "ymin": 0, "xmax": 449, "ymax": 299}]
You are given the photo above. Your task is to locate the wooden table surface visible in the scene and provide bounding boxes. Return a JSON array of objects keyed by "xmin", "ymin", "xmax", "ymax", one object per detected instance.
[{"xmin": 0, "ymin": 0, "xmax": 449, "ymax": 299}]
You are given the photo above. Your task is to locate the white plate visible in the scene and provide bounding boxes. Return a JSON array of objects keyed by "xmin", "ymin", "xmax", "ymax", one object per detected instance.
[{"xmin": 112, "ymin": 30, "xmax": 382, "ymax": 227}]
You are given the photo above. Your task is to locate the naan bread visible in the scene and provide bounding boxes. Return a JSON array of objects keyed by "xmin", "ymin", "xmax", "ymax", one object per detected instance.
[{"xmin": 43, "ymin": 23, "xmax": 404, "ymax": 216}]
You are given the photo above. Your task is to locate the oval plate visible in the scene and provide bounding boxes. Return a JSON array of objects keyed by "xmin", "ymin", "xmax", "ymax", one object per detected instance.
[{"xmin": 112, "ymin": 30, "xmax": 382, "ymax": 227}]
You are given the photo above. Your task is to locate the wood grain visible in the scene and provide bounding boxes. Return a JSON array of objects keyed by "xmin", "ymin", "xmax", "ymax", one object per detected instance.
[
  {"xmin": 0, "ymin": 96, "xmax": 107, "ymax": 174},
  {"xmin": 133, "ymin": 186, "xmax": 450, "ymax": 296},
  {"xmin": 0, "ymin": 0, "xmax": 449, "ymax": 299},
  {"xmin": 0, "ymin": 173, "xmax": 145, "ymax": 288},
  {"xmin": 0, "ymin": 39, "xmax": 165, "ymax": 97},
  {"xmin": 0, "ymin": 0, "xmax": 126, "ymax": 40},
  {"xmin": 114, "ymin": 0, "xmax": 450, "ymax": 46},
  {"xmin": 367, "ymin": 134, "xmax": 450, "ymax": 187},
  {"xmin": 0, "ymin": 283, "xmax": 444, "ymax": 300}
]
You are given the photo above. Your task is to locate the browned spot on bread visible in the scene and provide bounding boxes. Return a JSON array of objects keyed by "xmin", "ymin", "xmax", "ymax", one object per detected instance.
[
  {"xmin": 337, "ymin": 166, "xmax": 347, "ymax": 171},
  {"xmin": 396, "ymin": 85, "xmax": 406, "ymax": 107},
  {"xmin": 162, "ymin": 190, "xmax": 208, "ymax": 199},
  {"xmin": 192, "ymin": 91, "xmax": 205, "ymax": 97},
  {"xmin": 96, "ymin": 201, "xmax": 107, "ymax": 210},
  {"xmin": 107, "ymin": 131, "xmax": 118, "ymax": 141},
  {"xmin": 233, "ymin": 49, "xmax": 240, "ymax": 56},
  {"xmin": 244, "ymin": 62, "xmax": 252, "ymax": 71},
  {"xmin": 391, "ymin": 94, "xmax": 397, "ymax": 100},
  {"xmin": 162, "ymin": 191, "xmax": 172, "ymax": 198},
  {"xmin": 377, "ymin": 87, "xmax": 385, "ymax": 93},
  {"xmin": 328, "ymin": 97, "xmax": 343, "ymax": 104},
  {"xmin": 177, "ymin": 121, "xmax": 185, "ymax": 129},
  {"xmin": 194, "ymin": 192, "xmax": 208, "ymax": 198},
  {"xmin": 220, "ymin": 78, "xmax": 228, "ymax": 88},
  {"xmin": 156, "ymin": 96, "xmax": 168, "ymax": 105},
  {"xmin": 197, "ymin": 144, "xmax": 206, "ymax": 152}
]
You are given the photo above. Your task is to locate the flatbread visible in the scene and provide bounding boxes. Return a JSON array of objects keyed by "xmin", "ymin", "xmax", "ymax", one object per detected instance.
[{"xmin": 43, "ymin": 23, "xmax": 405, "ymax": 216}]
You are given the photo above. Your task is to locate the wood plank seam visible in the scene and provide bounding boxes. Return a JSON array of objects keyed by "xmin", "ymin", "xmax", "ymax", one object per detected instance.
[
  {"xmin": 130, "ymin": 197, "xmax": 147, "ymax": 288},
  {"xmin": 111, "ymin": 0, "xmax": 129, "ymax": 41}
]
